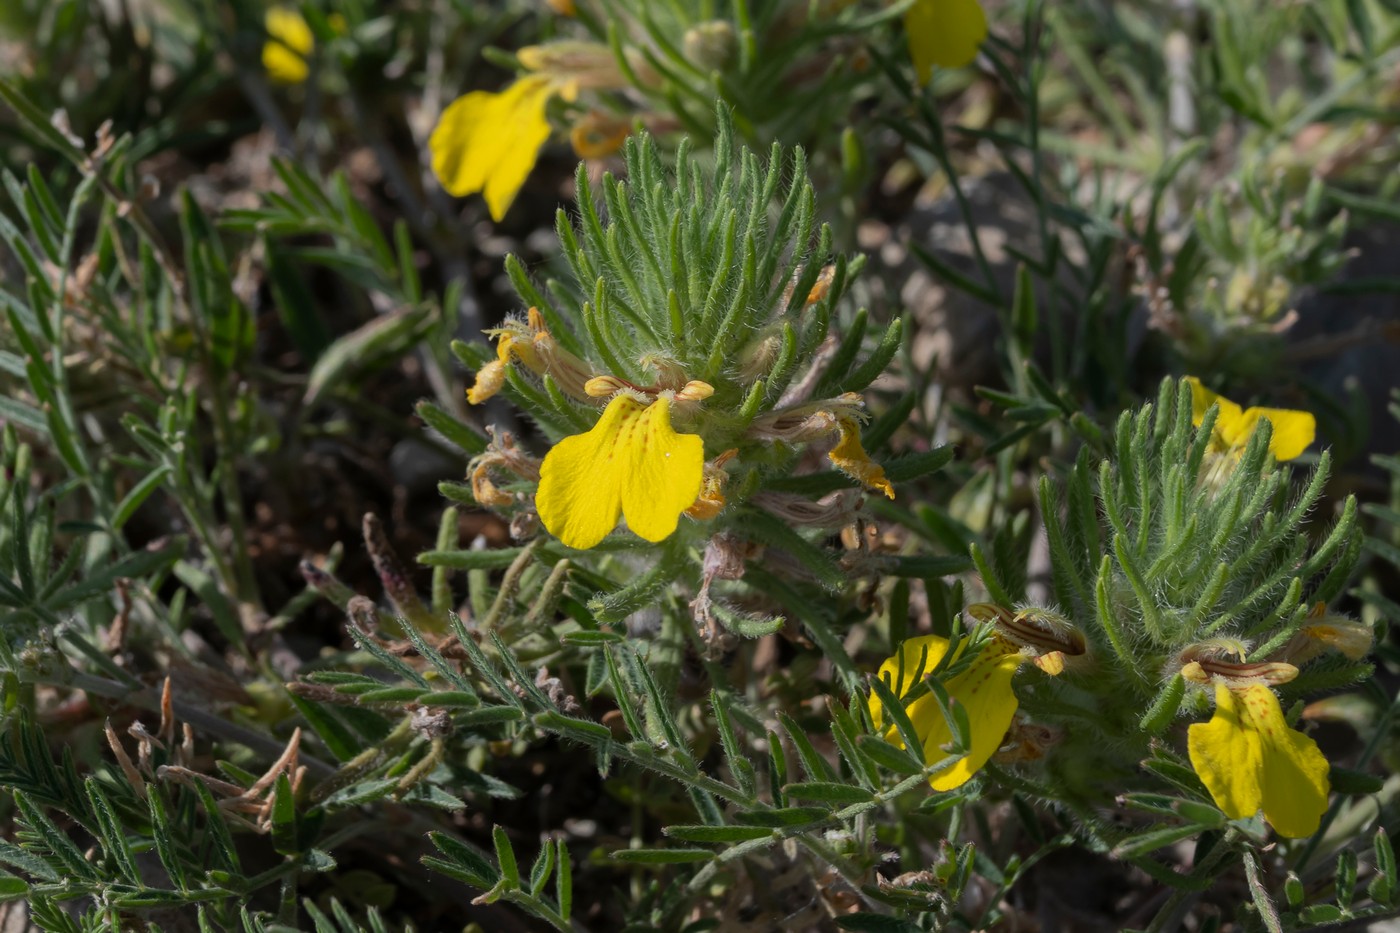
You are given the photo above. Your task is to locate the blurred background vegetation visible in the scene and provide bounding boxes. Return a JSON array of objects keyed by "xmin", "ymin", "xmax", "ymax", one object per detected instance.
[{"xmin": 1, "ymin": 0, "xmax": 1399, "ymax": 930}]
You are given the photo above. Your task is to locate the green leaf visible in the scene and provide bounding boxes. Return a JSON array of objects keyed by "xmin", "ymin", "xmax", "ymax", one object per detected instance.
[
  {"xmin": 0, "ymin": 395, "xmax": 47, "ymax": 436},
  {"xmin": 190, "ymin": 779, "xmax": 241, "ymax": 873},
  {"xmin": 424, "ymin": 831, "xmax": 499, "ymax": 888},
  {"xmin": 492, "ymin": 825, "xmax": 520, "ymax": 887},
  {"xmin": 732, "ymin": 806, "xmax": 828, "ymax": 828},
  {"xmin": 1112, "ymin": 823, "xmax": 1209, "ymax": 859},
  {"xmin": 559, "ymin": 630, "xmax": 626, "ymax": 646},
  {"xmin": 663, "ymin": 825, "xmax": 773, "ymax": 843},
  {"xmin": 109, "ymin": 888, "xmax": 234, "ymax": 908},
  {"xmin": 12, "ymin": 791, "xmax": 96, "ymax": 881},
  {"xmin": 1297, "ymin": 904, "xmax": 1343, "ymax": 924},
  {"xmin": 706, "ymin": 599, "xmax": 784, "ymax": 638},
  {"xmin": 324, "ymin": 779, "xmax": 398, "ymax": 809},
  {"xmin": 1010, "ymin": 263, "xmax": 1037, "ymax": 358},
  {"xmin": 180, "ymin": 191, "xmax": 250, "ymax": 380},
  {"xmin": 304, "ymin": 307, "xmax": 433, "ymax": 407},
  {"xmin": 609, "ymin": 848, "xmax": 714, "ymax": 864},
  {"xmin": 1329, "ymin": 767, "xmax": 1384, "ymax": 795},
  {"xmin": 147, "ymin": 787, "xmax": 189, "ymax": 891},
  {"xmin": 286, "ymin": 694, "xmax": 362, "ymax": 762},
  {"xmin": 1138, "ymin": 674, "xmax": 1186, "ymax": 734},
  {"xmin": 355, "ymin": 686, "xmax": 427, "ymax": 704},
  {"xmin": 270, "ymin": 773, "xmax": 300, "ymax": 856},
  {"xmin": 456, "ymin": 707, "xmax": 526, "ymax": 728},
  {"xmin": 555, "ymin": 838, "xmax": 572, "ymax": 919},
  {"xmin": 781, "ymin": 782, "xmax": 875, "ymax": 805},
  {"xmin": 1372, "ymin": 828, "xmax": 1396, "ymax": 906},
  {"xmin": 739, "ymin": 509, "xmax": 846, "ymax": 591},
  {"xmin": 265, "ymin": 243, "xmax": 332, "ymax": 360},
  {"xmin": 0, "ymin": 875, "xmax": 29, "ymax": 902},
  {"xmin": 528, "ymin": 835, "xmax": 556, "ymax": 898},
  {"xmin": 418, "ymin": 547, "xmax": 532, "ymax": 570},
  {"xmin": 399, "ymin": 784, "xmax": 467, "ymax": 811},
  {"xmin": 416, "ymin": 400, "xmax": 488, "ymax": 456},
  {"xmin": 110, "ymin": 465, "xmax": 171, "ymax": 532},
  {"xmin": 855, "ymin": 735, "xmax": 924, "ymax": 775},
  {"xmin": 0, "ymin": 80, "xmax": 87, "ymax": 165},
  {"xmin": 534, "ymin": 711, "xmax": 613, "ymax": 743},
  {"xmin": 836, "ymin": 915, "xmax": 920, "ymax": 932},
  {"xmin": 0, "ymin": 839, "xmax": 58, "ymax": 883},
  {"xmin": 44, "ymin": 537, "xmax": 182, "ymax": 612},
  {"xmin": 778, "ymin": 711, "xmax": 838, "ymax": 783},
  {"xmin": 884, "ymin": 445, "xmax": 955, "ymax": 483},
  {"xmin": 172, "ymin": 559, "xmax": 244, "ymax": 649}
]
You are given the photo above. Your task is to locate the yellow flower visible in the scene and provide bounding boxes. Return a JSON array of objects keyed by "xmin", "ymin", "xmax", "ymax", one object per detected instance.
[
  {"xmin": 904, "ymin": 0, "xmax": 988, "ymax": 84},
  {"xmin": 466, "ymin": 308, "xmax": 596, "ymax": 404},
  {"xmin": 1188, "ymin": 682, "xmax": 1330, "ymax": 838},
  {"xmin": 868, "ymin": 633, "xmax": 1025, "ymax": 791},
  {"xmin": 431, "ymin": 75, "xmax": 558, "ymax": 223},
  {"xmin": 829, "ymin": 417, "xmax": 894, "ymax": 500},
  {"xmin": 749, "ymin": 396, "xmax": 895, "ymax": 499},
  {"xmin": 263, "ymin": 6, "xmax": 315, "ymax": 84},
  {"xmin": 1186, "ymin": 377, "xmax": 1315, "ymax": 462},
  {"xmin": 431, "ymin": 42, "xmax": 627, "ymax": 221},
  {"xmin": 685, "ymin": 449, "xmax": 737, "ymax": 521},
  {"xmin": 1283, "ymin": 602, "xmax": 1374, "ymax": 665},
  {"xmin": 535, "ymin": 395, "xmax": 705, "ymax": 549}
]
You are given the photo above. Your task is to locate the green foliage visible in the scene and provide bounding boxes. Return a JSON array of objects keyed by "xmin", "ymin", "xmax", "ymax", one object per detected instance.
[{"xmin": 0, "ymin": 1, "xmax": 1397, "ymax": 931}]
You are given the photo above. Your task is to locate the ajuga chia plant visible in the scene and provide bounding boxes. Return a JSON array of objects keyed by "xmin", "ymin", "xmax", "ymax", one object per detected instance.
[
  {"xmin": 899, "ymin": 378, "xmax": 1369, "ymax": 854},
  {"xmin": 443, "ymin": 106, "xmax": 948, "ymax": 637}
]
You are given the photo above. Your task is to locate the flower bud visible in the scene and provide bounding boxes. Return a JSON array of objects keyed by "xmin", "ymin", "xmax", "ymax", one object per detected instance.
[
  {"xmin": 966, "ymin": 604, "xmax": 1088, "ymax": 667},
  {"xmin": 1282, "ymin": 602, "xmax": 1374, "ymax": 664},
  {"xmin": 584, "ymin": 375, "xmax": 631, "ymax": 397},
  {"xmin": 517, "ymin": 42, "xmax": 627, "ymax": 96},
  {"xmin": 683, "ymin": 21, "xmax": 737, "ymax": 72},
  {"xmin": 570, "ymin": 111, "xmax": 631, "ymax": 160},
  {"xmin": 1178, "ymin": 641, "xmax": 1298, "ymax": 686}
]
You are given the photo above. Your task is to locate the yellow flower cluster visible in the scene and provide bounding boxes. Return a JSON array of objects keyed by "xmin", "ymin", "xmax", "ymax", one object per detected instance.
[
  {"xmin": 870, "ymin": 580, "xmax": 1368, "ymax": 838},
  {"xmin": 263, "ymin": 6, "xmax": 316, "ymax": 85},
  {"xmin": 261, "ymin": 6, "xmax": 346, "ymax": 85}
]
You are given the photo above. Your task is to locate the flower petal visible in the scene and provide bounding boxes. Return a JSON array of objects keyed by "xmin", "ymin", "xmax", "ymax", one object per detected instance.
[
  {"xmin": 1187, "ymin": 377, "xmax": 1314, "ymax": 459},
  {"xmin": 868, "ymin": 634, "xmax": 953, "ymax": 731},
  {"xmin": 263, "ymin": 6, "xmax": 314, "ymax": 84},
  {"xmin": 1186, "ymin": 376, "xmax": 1246, "ymax": 444},
  {"xmin": 829, "ymin": 418, "xmax": 894, "ymax": 499},
  {"xmin": 430, "ymin": 76, "xmax": 555, "ymax": 222},
  {"xmin": 1188, "ymin": 683, "xmax": 1265, "ymax": 823},
  {"xmin": 918, "ymin": 639, "xmax": 1022, "ymax": 791},
  {"xmin": 466, "ymin": 360, "xmax": 507, "ymax": 405},
  {"xmin": 535, "ymin": 396, "xmax": 703, "ymax": 549},
  {"xmin": 1249, "ymin": 407, "xmax": 1316, "ymax": 461},
  {"xmin": 1188, "ymin": 683, "xmax": 1330, "ymax": 838},
  {"xmin": 904, "ymin": 0, "xmax": 988, "ymax": 83},
  {"xmin": 1246, "ymin": 685, "xmax": 1330, "ymax": 838},
  {"xmin": 619, "ymin": 398, "xmax": 705, "ymax": 542},
  {"xmin": 1301, "ymin": 618, "xmax": 1374, "ymax": 661}
]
